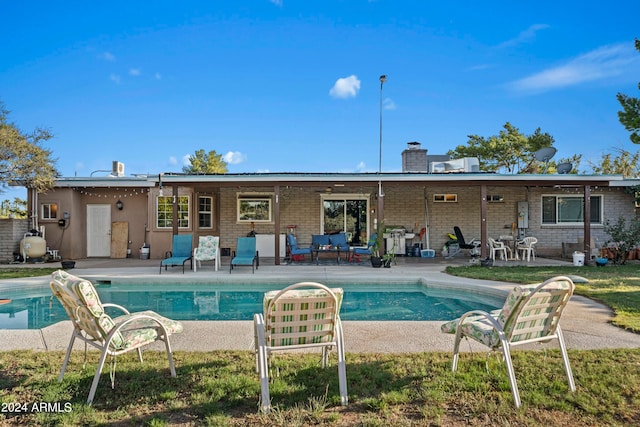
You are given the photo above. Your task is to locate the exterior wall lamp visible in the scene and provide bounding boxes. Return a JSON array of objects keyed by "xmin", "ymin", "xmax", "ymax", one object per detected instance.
[{"xmin": 116, "ymin": 200, "xmax": 123, "ymax": 210}]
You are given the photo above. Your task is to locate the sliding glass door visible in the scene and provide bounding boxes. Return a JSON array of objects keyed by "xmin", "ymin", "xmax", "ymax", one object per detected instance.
[{"xmin": 322, "ymin": 195, "xmax": 369, "ymax": 246}]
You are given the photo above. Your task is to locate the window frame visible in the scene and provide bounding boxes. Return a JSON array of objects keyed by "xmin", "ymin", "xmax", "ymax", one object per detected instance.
[
  {"xmin": 198, "ymin": 196, "xmax": 213, "ymax": 229},
  {"xmin": 156, "ymin": 195, "xmax": 190, "ymax": 229},
  {"xmin": 542, "ymin": 194, "xmax": 602, "ymax": 225},
  {"xmin": 41, "ymin": 203, "xmax": 58, "ymax": 220},
  {"xmin": 237, "ymin": 194, "xmax": 273, "ymax": 223}
]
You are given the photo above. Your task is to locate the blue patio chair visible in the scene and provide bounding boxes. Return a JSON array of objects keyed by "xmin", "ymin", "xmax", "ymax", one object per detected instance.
[
  {"xmin": 329, "ymin": 232, "xmax": 350, "ymax": 262},
  {"xmin": 329, "ymin": 232, "xmax": 350, "ymax": 251},
  {"xmin": 230, "ymin": 237, "xmax": 259, "ymax": 273},
  {"xmin": 160, "ymin": 234, "xmax": 193, "ymax": 274},
  {"xmin": 311, "ymin": 234, "xmax": 330, "ymax": 248},
  {"xmin": 351, "ymin": 233, "xmax": 377, "ymax": 263},
  {"xmin": 287, "ymin": 234, "xmax": 312, "ymax": 263}
]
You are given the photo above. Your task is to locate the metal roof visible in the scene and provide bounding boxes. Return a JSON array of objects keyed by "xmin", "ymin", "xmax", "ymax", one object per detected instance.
[{"xmin": 50, "ymin": 171, "xmax": 631, "ymax": 188}]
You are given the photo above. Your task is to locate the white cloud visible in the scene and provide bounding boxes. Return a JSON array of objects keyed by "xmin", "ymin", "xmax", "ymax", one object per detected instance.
[
  {"xmin": 498, "ymin": 24, "xmax": 550, "ymax": 49},
  {"xmin": 109, "ymin": 74, "xmax": 121, "ymax": 84},
  {"xmin": 101, "ymin": 52, "xmax": 116, "ymax": 61},
  {"xmin": 182, "ymin": 154, "xmax": 192, "ymax": 166},
  {"xmin": 383, "ymin": 98, "xmax": 396, "ymax": 110},
  {"xmin": 155, "ymin": 72, "xmax": 162, "ymax": 80},
  {"xmin": 168, "ymin": 156, "xmax": 178, "ymax": 165},
  {"xmin": 509, "ymin": 43, "xmax": 640, "ymax": 93},
  {"xmin": 355, "ymin": 161, "xmax": 367, "ymax": 172},
  {"xmin": 129, "ymin": 68, "xmax": 141, "ymax": 76},
  {"xmin": 269, "ymin": 0, "xmax": 283, "ymax": 6},
  {"xmin": 329, "ymin": 75, "xmax": 361, "ymax": 99},
  {"xmin": 223, "ymin": 151, "xmax": 247, "ymax": 165}
]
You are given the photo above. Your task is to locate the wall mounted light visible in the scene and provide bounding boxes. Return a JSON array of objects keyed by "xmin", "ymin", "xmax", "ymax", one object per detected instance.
[{"xmin": 116, "ymin": 200, "xmax": 123, "ymax": 210}]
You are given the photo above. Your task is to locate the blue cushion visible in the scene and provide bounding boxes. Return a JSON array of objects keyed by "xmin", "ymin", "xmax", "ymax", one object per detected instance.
[
  {"xmin": 312, "ymin": 235, "xmax": 330, "ymax": 247},
  {"xmin": 329, "ymin": 233, "xmax": 349, "ymax": 249}
]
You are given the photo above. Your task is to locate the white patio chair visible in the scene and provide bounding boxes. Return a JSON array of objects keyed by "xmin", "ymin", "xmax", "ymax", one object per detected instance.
[
  {"xmin": 441, "ymin": 276, "xmax": 576, "ymax": 408},
  {"xmin": 193, "ymin": 235, "xmax": 220, "ymax": 272},
  {"xmin": 253, "ymin": 282, "xmax": 348, "ymax": 413},
  {"xmin": 516, "ymin": 237, "xmax": 538, "ymax": 261},
  {"xmin": 50, "ymin": 270, "xmax": 183, "ymax": 404},
  {"xmin": 488, "ymin": 237, "xmax": 511, "ymax": 261}
]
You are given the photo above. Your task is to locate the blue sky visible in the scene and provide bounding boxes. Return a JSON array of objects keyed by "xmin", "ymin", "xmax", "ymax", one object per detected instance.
[{"xmin": 2, "ymin": 1, "xmax": 639, "ymax": 201}]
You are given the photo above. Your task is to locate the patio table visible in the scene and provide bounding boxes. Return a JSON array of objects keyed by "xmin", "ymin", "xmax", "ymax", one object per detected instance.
[{"xmin": 313, "ymin": 246, "xmax": 345, "ymax": 265}]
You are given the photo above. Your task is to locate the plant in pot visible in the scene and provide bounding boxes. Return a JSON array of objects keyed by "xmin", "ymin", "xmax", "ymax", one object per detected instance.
[
  {"xmin": 370, "ymin": 230, "xmax": 383, "ymax": 268},
  {"xmin": 382, "ymin": 241, "xmax": 396, "ymax": 268}
]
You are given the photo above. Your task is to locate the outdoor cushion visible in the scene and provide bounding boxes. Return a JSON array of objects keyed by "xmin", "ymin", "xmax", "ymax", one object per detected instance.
[{"xmin": 312, "ymin": 234, "xmax": 330, "ymax": 247}]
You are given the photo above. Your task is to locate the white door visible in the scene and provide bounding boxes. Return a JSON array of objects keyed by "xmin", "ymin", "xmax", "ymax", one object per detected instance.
[{"xmin": 87, "ymin": 204, "xmax": 111, "ymax": 257}]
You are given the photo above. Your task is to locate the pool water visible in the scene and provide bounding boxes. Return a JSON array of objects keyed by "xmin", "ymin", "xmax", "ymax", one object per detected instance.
[{"xmin": 0, "ymin": 282, "xmax": 503, "ymax": 330}]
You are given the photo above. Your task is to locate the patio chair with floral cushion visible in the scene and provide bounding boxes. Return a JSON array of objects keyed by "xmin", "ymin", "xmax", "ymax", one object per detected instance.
[
  {"xmin": 441, "ymin": 275, "xmax": 576, "ymax": 408},
  {"xmin": 253, "ymin": 282, "xmax": 348, "ymax": 412},
  {"xmin": 193, "ymin": 235, "xmax": 220, "ymax": 272},
  {"xmin": 50, "ymin": 269, "xmax": 184, "ymax": 404}
]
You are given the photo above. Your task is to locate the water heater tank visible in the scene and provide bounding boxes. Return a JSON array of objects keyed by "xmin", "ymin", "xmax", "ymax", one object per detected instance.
[{"xmin": 20, "ymin": 236, "xmax": 47, "ymax": 259}]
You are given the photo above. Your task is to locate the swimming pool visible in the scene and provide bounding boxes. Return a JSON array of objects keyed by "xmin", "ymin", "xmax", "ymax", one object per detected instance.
[{"xmin": 0, "ymin": 281, "xmax": 504, "ymax": 330}]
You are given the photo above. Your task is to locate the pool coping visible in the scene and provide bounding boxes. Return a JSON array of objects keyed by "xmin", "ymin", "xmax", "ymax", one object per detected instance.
[{"xmin": 1, "ymin": 261, "xmax": 640, "ymax": 353}]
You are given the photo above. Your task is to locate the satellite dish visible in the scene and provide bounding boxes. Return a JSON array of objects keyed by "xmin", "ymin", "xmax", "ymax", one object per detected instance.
[
  {"xmin": 557, "ymin": 162, "xmax": 573, "ymax": 174},
  {"xmin": 533, "ymin": 147, "xmax": 557, "ymax": 173},
  {"xmin": 533, "ymin": 147, "xmax": 557, "ymax": 162}
]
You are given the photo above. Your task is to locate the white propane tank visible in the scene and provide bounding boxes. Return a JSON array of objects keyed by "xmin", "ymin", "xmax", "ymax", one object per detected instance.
[{"xmin": 20, "ymin": 235, "xmax": 47, "ymax": 259}]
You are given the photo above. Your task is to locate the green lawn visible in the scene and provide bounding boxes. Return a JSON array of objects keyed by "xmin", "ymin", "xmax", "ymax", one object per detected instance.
[{"xmin": 0, "ymin": 264, "xmax": 639, "ymax": 426}]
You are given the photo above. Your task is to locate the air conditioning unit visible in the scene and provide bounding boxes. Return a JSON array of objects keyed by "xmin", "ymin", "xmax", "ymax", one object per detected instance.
[
  {"xmin": 430, "ymin": 157, "xmax": 479, "ymax": 173},
  {"xmin": 112, "ymin": 161, "xmax": 125, "ymax": 177}
]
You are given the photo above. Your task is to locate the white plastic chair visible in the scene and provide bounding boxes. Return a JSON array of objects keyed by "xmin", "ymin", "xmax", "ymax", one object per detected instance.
[
  {"xmin": 488, "ymin": 237, "xmax": 511, "ymax": 261},
  {"xmin": 253, "ymin": 282, "xmax": 348, "ymax": 412},
  {"xmin": 517, "ymin": 237, "xmax": 538, "ymax": 261}
]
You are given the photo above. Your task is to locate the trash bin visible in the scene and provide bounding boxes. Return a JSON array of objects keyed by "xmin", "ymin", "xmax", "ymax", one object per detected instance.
[
  {"xmin": 572, "ymin": 251, "xmax": 585, "ymax": 266},
  {"xmin": 140, "ymin": 246, "xmax": 150, "ymax": 260}
]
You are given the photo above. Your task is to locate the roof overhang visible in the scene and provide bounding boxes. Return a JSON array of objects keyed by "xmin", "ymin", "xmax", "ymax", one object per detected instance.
[{"xmin": 49, "ymin": 172, "xmax": 633, "ymax": 189}]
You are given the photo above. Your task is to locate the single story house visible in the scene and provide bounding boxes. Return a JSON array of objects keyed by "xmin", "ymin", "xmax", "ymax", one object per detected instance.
[{"xmin": 11, "ymin": 143, "xmax": 640, "ymax": 264}]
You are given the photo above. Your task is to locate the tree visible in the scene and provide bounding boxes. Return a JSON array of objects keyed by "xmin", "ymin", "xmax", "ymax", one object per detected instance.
[
  {"xmin": 447, "ymin": 122, "xmax": 557, "ymax": 173},
  {"xmin": 0, "ymin": 196, "xmax": 27, "ymax": 218},
  {"xmin": 182, "ymin": 149, "xmax": 228, "ymax": 174},
  {"xmin": 589, "ymin": 147, "xmax": 640, "ymax": 178},
  {"xmin": 0, "ymin": 101, "xmax": 58, "ymax": 193},
  {"xmin": 617, "ymin": 38, "xmax": 640, "ymax": 144}
]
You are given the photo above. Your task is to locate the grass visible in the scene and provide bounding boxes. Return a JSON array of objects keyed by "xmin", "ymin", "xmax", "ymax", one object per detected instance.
[
  {"xmin": 0, "ymin": 263, "xmax": 639, "ymax": 425},
  {"xmin": 445, "ymin": 263, "xmax": 640, "ymax": 333}
]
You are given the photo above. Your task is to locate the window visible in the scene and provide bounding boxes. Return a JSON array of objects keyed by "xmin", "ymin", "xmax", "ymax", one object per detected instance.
[
  {"xmin": 198, "ymin": 196, "xmax": 213, "ymax": 228},
  {"xmin": 433, "ymin": 194, "xmax": 457, "ymax": 202},
  {"xmin": 156, "ymin": 196, "xmax": 190, "ymax": 228},
  {"xmin": 41, "ymin": 203, "xmax": 58, "ymax": 220},
  {"xmin": 322, "ymin": 195, "xmax": 369, "ymax": 246},
  {"xmin": 542, "ymin": 195, "xmax": 602, "ymax": 225},
  {"xmin": 487, "ymin": 195, "xmax": 504, "ymax": 202},
  {"xmin": 237, "ymin": 195, "xmax": 272, "ymax": 222}
]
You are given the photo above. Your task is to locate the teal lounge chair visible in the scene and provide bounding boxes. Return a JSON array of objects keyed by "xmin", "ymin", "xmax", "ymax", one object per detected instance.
[
  {"xmin": 230, "ymin": 237, "xmax": 259, "ymax": 273},
  {"xmin": 160, "ymin": 234, "xmax": 193, "ymax": 274}
]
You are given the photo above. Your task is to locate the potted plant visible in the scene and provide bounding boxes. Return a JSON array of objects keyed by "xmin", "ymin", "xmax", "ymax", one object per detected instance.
[
  {"xmin": 381, "ymin": 241, "xmax": 396, "ymax": 268},
  {"xmin": 370, "ymin": 226, "xmax": 384, "ymax": 268}
]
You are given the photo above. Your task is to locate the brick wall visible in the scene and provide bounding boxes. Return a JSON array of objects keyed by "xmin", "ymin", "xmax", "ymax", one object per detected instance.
[{"xmin": 0, "ymin": 219, "xmax": 29, "ymax": 263}]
